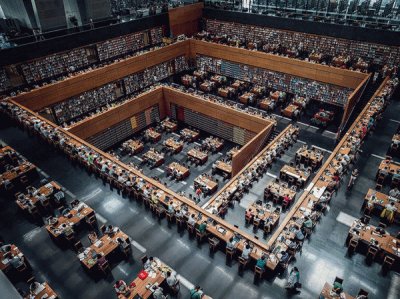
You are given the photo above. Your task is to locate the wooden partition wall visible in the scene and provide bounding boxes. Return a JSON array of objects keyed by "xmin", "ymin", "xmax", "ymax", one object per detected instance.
[
  {"xmin": 190, "ymin": 40, "xmax": 368, "ymax": 89},
  {"xmin": 339, "ymin": 73, "xmax": 371, "ymax": 134},
  {"xmin": 12, "ymin": 41, "xmax": 190, "ymax": 111},
  {"xmin": 168, "ymin": 2, "xmax": 204, "ymax": 37},
  {"xmin": 68, "ymin": 88, "xmax": 165, "ymax": 140},
  {"xmin": 231, "ymin": 124, "xmax": 274, "ymax": 176},
  {"xmin": 162, "ymin": 87, "xmax": 272, "ymax": 133}
]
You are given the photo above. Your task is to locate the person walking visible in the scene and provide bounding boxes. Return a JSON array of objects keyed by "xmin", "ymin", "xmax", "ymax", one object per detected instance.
[{"xmin": 285, "ymin": 267, "xmax": 301, "ymax": 291}]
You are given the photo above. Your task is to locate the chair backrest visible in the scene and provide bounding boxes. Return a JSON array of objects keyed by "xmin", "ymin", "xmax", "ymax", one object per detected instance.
[
  {"xmin": 334, "ymin": 276, "xmax": 344, "ymax": 285},
  {"xmin": 358, "ymin": 289, "xmax": 369, "ymax": 296},
  {"xmin": 140, "ymin": 255, "xmax": 148, "ymax": 265}
]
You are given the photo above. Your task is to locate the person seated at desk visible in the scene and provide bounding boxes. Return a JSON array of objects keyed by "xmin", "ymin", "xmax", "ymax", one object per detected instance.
[
  {"xmin": 241, "ymin": 244, "xmax": 252, "ymax": 260},
  {"xmin": 256, "ymin": 255, "xmax": 267, "ymax": 271},
  {"xmin": 153, "ymin": 286, "xmax": 167, "ymax": 299},
  {"xmin": 188, "ymin": 214, "xmax": 196, "ymax": 226},
  {"xmin": 0, "ymin": 243, "xmax": 11, "ymax": 253},
  {"xmin": 104, "ymin": 225, "xmax": 115, "ymax": 235},
  {"xmin": 389, "ymin": 187, "xmax": 400, "ymax": 199},
  {"xmin": 380, "ymin": 202, "xmax": 397, "ymax": 223},
  {"xmin": 293, "ymin": 227, "xmax": 305, "ymax": 242},
  {"xmin": 114, "ymin": 279, "xmax": 131, "ymax": 296},
  {"xmin": 279, "ymin": 251, "xmax": 290, "ymax": 264},
  {"xmin": 168, "ymin": 203, "xmax": 175, "ymax": 214},
  {"xmin": 10, "ymin": 255, "xmax": 25, "ymax": 269},
  {"xmin": 198, "ymin": 221, "xmax": 207, "ymax": 234},
  {"xmin": 29, "ymin": 281, "xmax": 43, "ymax": 295},
  {"xmin": 190, "ymin": 285, "xmax": 204, "ymax": 299},
  {"xmin": 88, "ymin": 231, "xmax": 98, "ymax": 244},
  {"xmin": 166, "ymin": 271, "xmax": 179, "ymax": 293},
  {"xmin": 302, "ymin": 216, "xmax": 313, "ymax": 229},
  {"xmin": 332, "ymin": 280, "xmax": 343, "ymax": 294},
  {"xmin": 283, "ymin": 195, "xmax": 292, "ymax": 206},
  {"xmin": 226, "ymin": 237, "xmax": 236, "ymax": 250},
  {"xmin": 245, "ymin": 209, "xmax": 254, "ymax": 222}
]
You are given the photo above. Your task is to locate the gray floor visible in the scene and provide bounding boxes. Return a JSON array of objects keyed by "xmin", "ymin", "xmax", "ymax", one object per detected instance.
[{"xmin": 0, "ymin": 93, "xmax": 400, "ymax": 298}]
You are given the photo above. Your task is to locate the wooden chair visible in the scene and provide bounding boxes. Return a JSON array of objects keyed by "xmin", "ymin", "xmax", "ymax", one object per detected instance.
[
  {"xmin": 334, "ymin": 276, "xmax": 344, "ymax": 285},
  {"xmin": 86, "ymin": 214, "xmax": 97, "ymax": 229},
  {"xmin": 20, "ymin": 175, "xmax": 30, "ymax": 185},
  {"xmin": 196, "ymin": 228, "xmax": 206, "ymax": 243},
  {"xmin": 98, "ymin": 259, "xmax": 110, "ymax": 276},
  {"xmin": 140, "ymin": 255, "xmax": 148, "ymax": 265},
  {"xmin": 100, "ymin": 224, "xmax": 106, "ymax": 234},
  {"xmin": 187, "ymin": 223, "xmax": 195, "ymax": 235},
  {"xmin": 155, "ymin": 206, "xmax": 165, "ymax": 219},
  {"xmin": 366, "ymin": 245, "xmax": 379, "ymax": 262},
  {"xmin": 226, "ymin": 247, "xmax": 235, "ymax": 262},
  {"xmin": 176, "ymin": 216, "xmax": 185, "ymax": 228},
  {"xmin": 238, "ymin": 256, "xmax": 248, "ymax": 272},
  {"xmin": 166, "ymin": 211, "xmax": 174, "ymax": 223},
  {"xmin": 74, "ymin": 241, "xmax": 84, "ymax": 253},
  {"xmin": 382, "ymin": 256, "xmax": 395, "ymax": 272},
  {"xmin": 348, "ymin": 238, "xmax": 359, "ymax": 253},
  {"xmin": 208, "ymin": 237, "xmax": 220, "ymax": 253},
  {"xmin": 254, "ymin": 265, "xmax": 264, "ymax": 280},
  {"xmin": 253, "ymin": 218, "xmax": 261, "ymax": 229},
  {"xmin": 357, "ymin": 289, "xmax": 369, "ymax": 298}
]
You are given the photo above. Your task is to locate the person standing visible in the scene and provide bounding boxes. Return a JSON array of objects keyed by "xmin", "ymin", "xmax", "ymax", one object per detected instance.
[{"xmin": 285, "ymin": 267, "xmax": 300, "ymax": 290}]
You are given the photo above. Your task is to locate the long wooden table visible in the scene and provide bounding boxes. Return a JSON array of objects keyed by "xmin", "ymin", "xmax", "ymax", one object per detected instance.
[
  {"xmin": 194, "ymin": 175, "xmax": 218, "ymax": 194},
  {"xmin": 365, "ymin": 188, "xmax": 399, "ymax": 216},
  {"xmin": 319, "ymin": 282, "xmax": 355, "ymax": 299},
  {"xmin": 187, "ymin": 148, "xmax": 208, "ymax": 164},
  {"xmin": 348, "ymin": 220, "xmax": 400, "ymax": 260},
  {"xmin": 180, "ymin": 128, "xmax": 200, "ymax": 142},
  {"xmin": 166, "ymin": 162, "xmax": 190, "ymax": 180},
  {"xmin": 122, "ymin": 139, "xmax": 144, "ymax": 155},
  {"xmin": 144, "ymin": 129, "xmax": 161, "ymax": 143},
  {"xmin": 16, "ymin": 181, "xmax": 62, "ymax": 211},
  {"xmin": 164, "ymin": 138, "xmax": 183, "ymax": 154},
  {"xmin": 295, "ymin": 147, "xmax": 324, "ymax": 168},
  {"xmin": 214, "ymin": 160, "xmax": 232, "ymax": 177},
  {"xmin": 0, "ymin": 161, "xmax": 37, "ymax": 187},
  {"xmin": 280, "ymin": 165, "xmax": 310, "ymax": 187},
  {"xmin": 0, "ymin": 244, "xmax": 24, "ymax": 272},
  {"xmin": 30, "ymin": 282, "xmax": 58, "ymax": 299},
  {"xmin": 142, "ymin": 149, "xmax": 164, "ymax": 167},
  {"xmin": 79, "ymin": 229, "xmax": 129, "ymax": 270},
  {"xmin": 161, "ymin": 119, "xmax": 177, "ymax": 132},
  {"xmin": 264, "ymin": 181, "xmax": 297, "ymax": 202},
  {"xmin": 46, "ymin": 203, "xmax": 95, "ymax": 239}
]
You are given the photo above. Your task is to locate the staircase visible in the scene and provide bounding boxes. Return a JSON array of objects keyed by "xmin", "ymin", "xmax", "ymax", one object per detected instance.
[{"xmin": 266, "ymin": 129, "xmax": 281, "ymax": 144}]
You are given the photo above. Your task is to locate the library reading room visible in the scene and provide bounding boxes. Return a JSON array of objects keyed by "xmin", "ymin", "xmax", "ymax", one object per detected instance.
[{"xmin": 0, "ymin": 1, "xmax": 400, "ymax": 298}]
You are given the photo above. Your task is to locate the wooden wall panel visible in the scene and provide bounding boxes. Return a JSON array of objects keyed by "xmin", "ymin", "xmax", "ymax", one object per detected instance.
[
  {"xmin": 231, "ymin": 124, "xmax": 274, "ymax": 176},
  {"xmin": 339, "ymin": 73, "xmax": 371, "ymax": 134},
  {"xmin": 12, "ymin": 41, "xmax": 190, "ymax": 111},
  {"xmin": 68, "ymin": 88, "xmax": 165, "ymax": 139},
  {"xmin": 190, "ymin": 40, "xmax": 368, "ymax": 89},
  {"xmin": 162, "ymin": 87, "xmax": 273, "ymax": 133},
  {"xmin": 168, "ymin": 3, "xmax": 203, "ymax": 37}
]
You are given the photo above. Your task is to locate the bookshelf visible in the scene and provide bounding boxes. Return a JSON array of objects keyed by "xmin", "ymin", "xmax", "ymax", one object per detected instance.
[
  {"xmin": 205, "ymin": 19, "xmax": 400, "ymax": 69},
  {"xmin": 196, "ymin": 55, "xmax": 352, "ymax": 106},
  {"xmin": 86, "ymin": 105, "xmax": 160, "ymax": 150}
]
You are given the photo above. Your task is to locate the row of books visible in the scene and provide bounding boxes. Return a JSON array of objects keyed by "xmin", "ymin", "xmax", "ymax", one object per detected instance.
[
  {"xmin": 205, "ymin": 19, "xmax": 400, "ymax": 68},
  {"xmin": 196, "ymin": 55, "xmax": 352, "ymax": 106},
  {"xmin": 53, "ymin": 56, "xmax": 188, "ymax": 124},
  {"xmin": 15, "ymin": 27, "xmax": 164, "ymax": 86},
  {"xmin": 21, "ymin": 48, "xmax": 90, "ymax": 84},
  {"xmin": 53, "ymin": 83, "xmax": 118, "ymax": 124},
  {"xmin": 0, "ymin": 68, "xmax": 9, "ymax": 93}
]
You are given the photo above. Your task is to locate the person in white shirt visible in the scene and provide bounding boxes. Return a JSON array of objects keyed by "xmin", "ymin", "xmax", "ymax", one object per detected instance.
[
  {"xmin": 241, "ymin": 244, "xmax": 251, "ymax": 260},
  {"xmin": 188, "ymin": 214, "xmax": 196, "ymax": 226}
]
